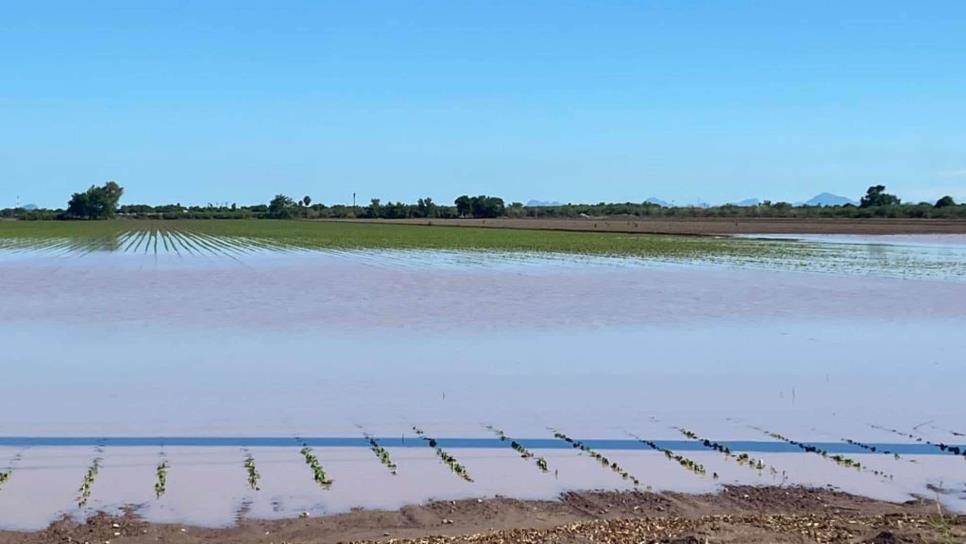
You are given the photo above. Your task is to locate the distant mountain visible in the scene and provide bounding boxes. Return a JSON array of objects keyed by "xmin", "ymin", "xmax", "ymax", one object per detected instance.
[
  {"xmin": 803, "ymin": 192, "xmax": 857, "ymax": 207},
  {"xmin": 526, "ymin": 199, "xmax": 561, "ymax": 207},
  {"xmin": 730, "ymin": 198, "xmax": 760, "ymax": 207},
  {"xmin": 644, "ymin": 197, "xmax": 669, "ymax": 206},
  {"xmin": 23, "ymin": 204, "xmax": 38, "ymax": 210}
]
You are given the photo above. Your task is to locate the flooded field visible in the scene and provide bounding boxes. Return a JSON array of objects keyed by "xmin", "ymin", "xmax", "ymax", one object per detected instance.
[{"xmin": 1, "ymin": 223, "xmax": 964, "ymax": 530}]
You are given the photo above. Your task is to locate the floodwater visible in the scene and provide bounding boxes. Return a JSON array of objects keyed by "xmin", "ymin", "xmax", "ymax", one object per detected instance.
[{"xmin": 1, "ymin": 232, "xmax": 964, "ymax": 529}]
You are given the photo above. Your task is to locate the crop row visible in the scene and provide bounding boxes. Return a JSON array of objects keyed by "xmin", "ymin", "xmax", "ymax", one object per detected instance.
[
  {"xmin": 77, "ymin": 456, "xmax": 103, "ymax": 508},
  {"xmin": 243, "ymin": 451, "xmax": 261, "ymax": 491},
  {"xmin": 674, "ymin": 427, "xmax": 776, "ymax": 477},
  {"xmin": 871, "ymin": 424, "xmax": 965, "ymax": 459},
  {"xmin": 362, "ymin": 432, "xmax": 397, "ymax": 475},
  {"xmin": 154, "ymin": 454, "xmax": 169, "ymax": 499},
  {"xmin": 626, "ymin": 433, "xmax": 705, "ymax": 476},
  {"xmin": 412, "ymin": 426, "xmax": 473, "ymax": 482},
  {"xmin": 484, "ymin": 425, "xmax": 549, "ymax": 473},
  {"xmin": 842, "ymin": 438, "xmax": 903, "ymax": 460},
  {"xmin": 550, "ymin": 429, "xmax": 640, "ymax": 486},
  {"xmin": 298, "ymin": 445, "xmax": 334, "ymax": 488},
  {"xmin": 754, "ymin": 427, "xmax": 893, "ymax": 479}
]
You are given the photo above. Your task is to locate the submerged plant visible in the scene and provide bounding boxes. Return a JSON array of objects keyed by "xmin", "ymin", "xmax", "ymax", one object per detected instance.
[
  {"xmin": 77, "ymin": 457, "xmax": 103, "ymax": 508},
  {"xmin": 842, "ymin": 437, "xmax": 904, "ymax": 461},
  {"xmin": 754, "ymin": 426, "xmax": 893, "ymax": 479},
  {"xmin": 154, "ymin": 456, "xmax": 169, "ymax": 499},
  {"xmin": 871, "ymin": 424, "xmax": 965, "ymax": 459},
  {"xmin": 626, "ymin": 432, "xmax": 705, "ymax": 476},
  {"xmin": 243, "ymin": 451, "xmax": 261, "ymax": 491},
  {"xmin": 360, "ymin": 430, "xmax": 397, "ymax": 474},
  {"xmin": 412, "ymin": 426, "xmax": 473, "ymax": 482},
  {"xmin": 550, "ymin": 428, "xmax": 640, "ymax": 486},
  {"xmin": 674, "ymin": 426, "xmax": 780, "ymax": 479},
  {"xmin": 299, "ymin": 444, "xmax": 333, "ymax": 488},
  {"xmin": 485, "ymin": 424, "xmax": 550, "ymax": 474}
]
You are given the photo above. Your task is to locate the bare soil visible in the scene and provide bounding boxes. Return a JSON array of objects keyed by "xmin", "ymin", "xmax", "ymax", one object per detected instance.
[
  {"xmin": 331, "ymin": 217, "xmax": 966, "ymax": 235},
  {"xmin": 3, "ymin": 486, "xmax": 962, "ymax": 544}
]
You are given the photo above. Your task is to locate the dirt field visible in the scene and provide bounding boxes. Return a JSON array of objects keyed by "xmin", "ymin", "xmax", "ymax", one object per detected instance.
[
  {"xmin": 330, "ymin": 217, "xmax": 966, "ymax": 235},
  {"xmin": 3, "ymin": 486, "xmax": 962, "ymax": 544}
]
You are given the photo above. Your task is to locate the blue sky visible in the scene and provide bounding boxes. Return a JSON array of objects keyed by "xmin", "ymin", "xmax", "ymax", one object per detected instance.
[{"xmin": 2, "ymin": 1, "xmax": 965, "ymax": 208}]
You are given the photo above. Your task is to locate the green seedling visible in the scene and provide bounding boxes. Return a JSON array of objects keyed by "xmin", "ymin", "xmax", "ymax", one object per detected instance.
[
  {"xmin": 550, "ymin": 428, "xmax": 640, "ymax": 486},
  {"xmin": 299, "ymin": 445, "xmax": 333, "ymax": 488},
  {"xmin": 485, "ymin": 424, "xmax": 549, "ymax": 474},
  {"xmin": 412, "ymin": 426, "xmax": 473, "ymax": 482}
]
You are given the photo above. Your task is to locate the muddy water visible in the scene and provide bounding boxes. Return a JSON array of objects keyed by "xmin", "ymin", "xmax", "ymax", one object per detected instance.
[{"xmin": 0, "ymin": 234, "xmax": 964, "ymax": 528}]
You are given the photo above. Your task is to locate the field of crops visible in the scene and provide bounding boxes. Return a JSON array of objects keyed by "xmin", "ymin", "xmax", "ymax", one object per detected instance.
[{"xmin": 0, "ymin": 219, "xmax": 797, "ymax": 259}]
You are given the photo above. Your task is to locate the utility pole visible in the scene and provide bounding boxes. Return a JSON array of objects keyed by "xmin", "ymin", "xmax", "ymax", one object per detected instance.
[{"xmin": 352, "ymin": 192, "xmax": 356, "ymax": 207}]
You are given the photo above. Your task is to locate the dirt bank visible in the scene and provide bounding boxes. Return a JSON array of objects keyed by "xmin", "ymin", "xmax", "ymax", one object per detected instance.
[
  {"xmin": 3, "ymin": 486, "xmax": 962, "ymax": 544},
  {"xmin": 329, "ymin": 217, "xmax": 966, "ymax": 235}
]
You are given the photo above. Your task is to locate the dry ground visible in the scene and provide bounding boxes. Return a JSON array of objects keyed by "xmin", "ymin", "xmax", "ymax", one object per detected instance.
[{"xmin": 3, "ymin": 486, "xmax": 963, "ymax": 544}]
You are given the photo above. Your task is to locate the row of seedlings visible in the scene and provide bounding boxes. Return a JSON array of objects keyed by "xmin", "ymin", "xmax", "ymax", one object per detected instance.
[
  {"xmin": 154, "ymin": 451, "xmax": 169, "ymax": 499},
  {"xmin": 871, "ymin": 424, "xmax": 965, "ymax": 459},
  {"xmin": 0, "ymin": 452, "xmax": 22, "ymax": 492},
  {"xmin": 242, "ymin": 449, "xmax": 261, "ymax": 491},
  {"xmin": 298, "ymin": 443, "xmax": 334, "ymax": 488},
  {"xmin": 484, "ymin": 425, "xmax": 550, "ymax": 473},
  {"xmin": 674, "ymin": 426, "xmax": 783, "ymax": 480},
  {"xmin": 753, "ymin": 427, "xmax": 893, "ymax": 479},
  {"xmin": 361, "ymin": 431, "xmax": 398, "ymax": 475},
  {"xmin": 841, "ymin": 437, "xmax": 906, "ymax": 461},
  {"xmin": 550, "ymin": 428, "xmax": 641, "ymax": 486},
  {"xmin": 77, "ymin": 448, "xmax": 104, "ymax": 508},
  {"xmin": 626, "ymin": 432, "xmax": 706, "ymax": 477},
  {"xmin": 412, "ymin": 426, "xmax": 473, "ymax": 482}
]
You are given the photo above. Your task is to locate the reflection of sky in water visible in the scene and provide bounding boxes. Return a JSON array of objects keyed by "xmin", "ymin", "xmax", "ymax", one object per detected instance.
[{"xmin": 1, "ymin": 236, "xmax": 965, "ymax": 527}]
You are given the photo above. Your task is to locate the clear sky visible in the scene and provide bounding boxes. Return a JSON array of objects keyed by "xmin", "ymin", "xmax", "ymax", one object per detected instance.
[{"xmin": 2, "ymin": 1, "xmax": 965, "ymax": 208}]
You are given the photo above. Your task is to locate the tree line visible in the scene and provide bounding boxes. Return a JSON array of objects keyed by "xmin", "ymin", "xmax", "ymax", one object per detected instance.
[{"xmin": 1, "ymin": 182, "xmax": 964, "ymax": 221}]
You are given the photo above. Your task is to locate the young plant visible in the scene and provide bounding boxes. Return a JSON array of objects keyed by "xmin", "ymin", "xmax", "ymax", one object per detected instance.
[
  {"xmin": 550, "ymin": 428, "xmax": 640, "ymax": 486},
  {"xmin": 871, "ymin": 424, "xmax": 965, "ymax": 459},
  {"xmin": 361, "ymin": 432, "xmax": 397, "ymax": 474},
  {"xmin": 842, "ymin": 437, "xmax": 903, "ymax": 460},
  {"xmin": 299, "ymin": 444, "xmax": 333, "ymax": 488},
  {"xmin": 154, "ymin": 456, "xmax": 169, "ymax": 499},
  {"xmin": 626, "ymin": 432, "xmax": 705, "ymax": 476},
  {"xmin": 485, "ymin": 424, "xmax": 550, "ymax": 474},
  {"xmin": 77, "ymin": 456, "xmax": 103, "ymax": 508},
  {"xmin": 412, "ymin": 426, "xmax": 473, "ymax": 482},
  {"xmin": 242, "ymin": 451, "xmax": 261, "ymax": 491},
  {"xmin": 754, "ymin": 426, "xmax": 893, "ymax": 479},
  {"xmin": 674, "ymin": 426, "xmax": 780, "ymax": 479}
]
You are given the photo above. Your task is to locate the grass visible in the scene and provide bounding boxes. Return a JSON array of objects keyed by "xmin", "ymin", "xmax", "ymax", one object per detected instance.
[{"xmin": 0, "ymin": 218, "xmax": 802, "ymax": 260}]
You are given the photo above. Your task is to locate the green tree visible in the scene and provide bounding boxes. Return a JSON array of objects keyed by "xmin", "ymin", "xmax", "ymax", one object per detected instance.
[
  {"xmin": 454, "ymin": 195, "xmax": 471, "ymax": 217},
  {"xmin": 65, "ymin": 181, "xmax": 124, "ymax": 219},
  {"xmin": 935, "ymin": 195, "xmax": 956, "ymax": 208},
  {"xmin": 859, "ymin": 185, "xmax": 900, "ymax": 208},
  {"xmin": 267, "ymin": 194, "xmax": 295, "ymax": 218},
  {"xmin": 367, "ymin": 198, "xmax": 382, "ymax": 218},
  {"xmin": 302, "ymin": 195, "xmax": 312, "ymax": 207}
]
